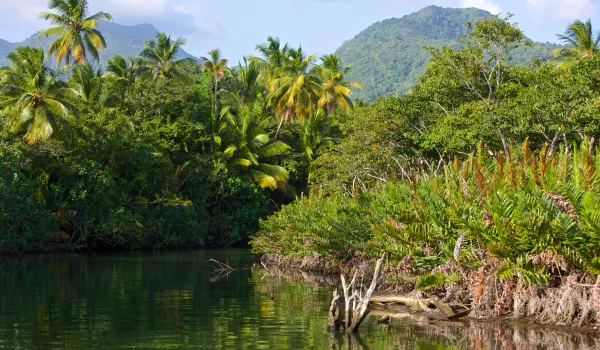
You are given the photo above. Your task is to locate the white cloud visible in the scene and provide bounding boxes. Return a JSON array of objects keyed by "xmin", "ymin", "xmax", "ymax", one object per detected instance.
[
  {"xmin": 460, "ymin": 0, "xmax": 501, "ymax": 14},
  {"xmin": 527, "ymin": 0, "xmax": 596, "ymax": 21}
]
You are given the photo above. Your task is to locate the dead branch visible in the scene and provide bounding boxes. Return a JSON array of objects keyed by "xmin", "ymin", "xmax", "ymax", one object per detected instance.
[
  {"xmin": 335, "ymin": 254, "xmax": 386, "ymax": 333},
  {"xmin": 328, "ymin": 289, "xmax": 343, "ymax": 332},
  {"xmin": 205, "ymin": 259, "xmax": 234, "ymax": 272}
]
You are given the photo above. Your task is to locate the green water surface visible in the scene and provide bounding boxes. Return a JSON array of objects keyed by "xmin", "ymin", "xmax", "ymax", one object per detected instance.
[{"xmin": 0, "ymin": 250, "xmax": 595, "ymax": 349}]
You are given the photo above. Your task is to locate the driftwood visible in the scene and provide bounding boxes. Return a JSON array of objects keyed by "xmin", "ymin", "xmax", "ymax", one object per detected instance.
[
  {"xmin": 370, "ymin": 295, "xmax": 471, "ymax": 320},
  {"xmin": 329, "ymin": 253, "xmax": 386, "ymax": 333},
  {"xmin": 205, "ymin": 259, "xmax": 233, "ymax": 272},
  {"xmin": 205, "ymin": 259, "xmax": 235, "ymax": 282}
]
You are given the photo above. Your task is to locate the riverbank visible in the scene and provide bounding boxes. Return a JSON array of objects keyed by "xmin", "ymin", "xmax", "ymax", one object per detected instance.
[
  {"xmin": 259, "ymin": 253, "xmax": 600, "ymax": 329},
  {"xmin": 251, "ymin": 141, "xmax": 600, "ymax": 329}
]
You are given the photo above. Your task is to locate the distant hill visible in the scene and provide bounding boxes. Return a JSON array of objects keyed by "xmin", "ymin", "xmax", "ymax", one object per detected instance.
[
  {"xmin": 336, "ymin": 6, "xmax": 562, "ymax": 101},
  {"xmin": 0, "ymin": 22, "xmax": 197, "ymax": 68}
]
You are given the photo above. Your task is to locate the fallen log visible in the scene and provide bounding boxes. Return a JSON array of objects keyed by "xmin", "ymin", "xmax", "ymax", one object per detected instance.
[{"xmin": 369, "ymin": 295, "xmax": 470, "ymax": 319}]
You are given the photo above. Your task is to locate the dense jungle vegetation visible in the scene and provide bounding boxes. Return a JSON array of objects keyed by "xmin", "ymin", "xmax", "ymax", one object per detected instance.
[{"xmin": 0, "ymin": 0, "xmax": 367, "ymax": 252}]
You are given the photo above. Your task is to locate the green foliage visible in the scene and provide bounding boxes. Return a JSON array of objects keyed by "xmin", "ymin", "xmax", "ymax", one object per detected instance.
[
  {"xmin": 415, "ymin": 273, "xmax": 462, "ymax": 291},
  {"xmin": 253, "ymin": 141, "xmax": 600, "ymax": 285},
  {"xmin": 0, "ymin": 47, "xmax": 78, "ymax": 143},
  {"xmin": 0, "ymin": 145, "xmax": 56, "ymax": 253},
  {"xmin": 496, "ymin": 258, "xmax": 549, "ymax": 285},
  {"xmin": 251, "ymin": 192, "xmax": 374, "ymax": 258},
  {"xmin": 0, "ymin": 0, "xmax": 370, "ymax": 253},
  {"xmin": 207, "ymin": 177, "xmax": 270, "ymax": 245},
  {"xmin": 2, "ymin": 0, "xmax": 600, "ymax": 274}
]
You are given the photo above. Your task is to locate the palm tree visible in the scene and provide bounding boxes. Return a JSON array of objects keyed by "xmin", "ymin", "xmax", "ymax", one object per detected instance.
[
  {"xmin": 554, "ymin": 19, "xmax": 600, "ymax": 66},
  {"xmin": 70, "ymin": 62, "xmax": 103, "ymax": 106},
  {"xmin": 221, "ymin": 57, "xmax": 264, "ymax": 108},
  {"xmin": 255, "ymin": 36, "xmax": 290, "ymax": 80},
  {"xmin": 201, "ymin": 49, "xmax": 228, "ymax": 116},
  {"xmin": 221, "ymin": 96, "xmax": 290, "ymax": 190},
  {"xmin": 101, "ymin": 55, "xmax": 139, "ymax": 107},
  {"xmin": 267, "ymin": 47, "xmax": 322, "ymax": 135},
  {"xmin": 38, "ymin": 0, "xmax": 112, "ymax": 65},
  {"xmin": 298, "ymin": 109, "xmax": 329, "ymax": 162},
  {"xmin": 105, "ymin": 55, "xmax": 138, "ymax": 86},
  {"xmin": 315, "ymin": 54, "xmax": 363, "ymax": 115},
  {"xmin": 0, "ymin": 47, "xmax": 78, "ymax": 143},
  {"xmin": 138, "ymin": 33, "xmax": 195, "ymax": 83},
  {"xmin": 216, "ymin": 58, "xmax": 264, "ymax": 142}
]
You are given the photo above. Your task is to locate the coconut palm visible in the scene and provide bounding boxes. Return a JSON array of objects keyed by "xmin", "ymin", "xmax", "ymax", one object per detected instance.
[
  {"xmin": 554, "ymin": 19, "xmax": 600, "ymax": 66},
  {"xmin": 298, "ymin": 109, "xmax": 330, "ymax": 162},
  {"xmin": 315, "ymin": 54, "xmax": 363, "ymax": 115},
  {"xmin": 0, "ymin": 47, "xmax": 78, "ymax": 143},
  {"xmin": 70, "ymin": 62, "xmax": 102, "ymax": 106},
  {"xmin": 221, "ymin": 96, "xmax": 290, "ymax": 190},
  {"xmin": 38, "ymin": 0, "xmax": 112, "ymax": 65},
  {"xmin": 105, "ymin": 55, "xmax": 138, "ymax": 86},
  {"xmin": 255, "ymin": 36, "xmax": 291, "ymax": 80},
  {"xmin": 201, "ymin": 49, "xmax": 228, "ymax": 116},
  {"xmin": 267, "ymin": 47, "xmax": 322, "ymax": 135},
  {"xmin": 217, "ymin": 58, "xmax": 264, "ymax": 141},
  {"xmin": 222, "ymin": 57, "xmax": 264, "ymax": 108},
  {"xmin": 138, "ymin": 33, "xmax": 196, "ymax": 83}
]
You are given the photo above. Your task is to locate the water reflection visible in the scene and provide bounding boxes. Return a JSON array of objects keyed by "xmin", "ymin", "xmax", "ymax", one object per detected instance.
[{"xmin": 0, "ymin": 251, "xmax": 597, "ymax": 349}]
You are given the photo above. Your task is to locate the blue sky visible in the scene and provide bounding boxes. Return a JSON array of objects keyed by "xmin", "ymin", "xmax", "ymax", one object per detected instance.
[{"xmin": 0, "ymin": 0, "xmax": 598, "ymax": 61}]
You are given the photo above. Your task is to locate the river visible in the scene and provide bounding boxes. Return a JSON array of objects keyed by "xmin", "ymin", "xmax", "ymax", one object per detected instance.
[{"xmin": 0, "ymin": 249, "xmax": 597, "ymax": 349}]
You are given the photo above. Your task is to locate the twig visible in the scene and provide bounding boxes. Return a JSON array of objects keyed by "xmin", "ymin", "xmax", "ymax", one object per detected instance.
[{"xmin": 205, "ymin": 259, "xmax": 234, "ymax": 272}]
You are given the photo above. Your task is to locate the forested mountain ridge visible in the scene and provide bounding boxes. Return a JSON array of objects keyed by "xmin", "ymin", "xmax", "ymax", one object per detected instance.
[
  {"xmin": 336, "ymin": 5, "xmax": 562, "ymax": 100},
  {"xmin": 0, "ymin": 22, "xmax": 197, "ymax": 67}
]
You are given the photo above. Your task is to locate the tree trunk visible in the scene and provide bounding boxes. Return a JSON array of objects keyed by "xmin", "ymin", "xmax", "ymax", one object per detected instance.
[
  {"xmin": 213, "ymin": 80, "xmax": 219, "ymax": 122},
  {"xmin": 275, "ymin": 116, "xmax": 285, "ymax": 138},
  {"xmin": 547, "ymin": 128, "xmax": 562, "ymax": 157},
  {"xmin": 498, "ymin": 130, "xmax": 508, "ymax": 156}
]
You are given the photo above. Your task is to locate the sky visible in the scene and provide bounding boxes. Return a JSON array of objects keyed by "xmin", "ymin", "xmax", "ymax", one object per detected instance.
[{"xmin": 0, "ymin": 0, "xmax": 598, "ymax": 62}]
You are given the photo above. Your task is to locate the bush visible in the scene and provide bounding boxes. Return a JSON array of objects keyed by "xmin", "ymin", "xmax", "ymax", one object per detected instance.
[{"xmin": 252, "ymin": 140, "xmax": 600, "ymax": 278}]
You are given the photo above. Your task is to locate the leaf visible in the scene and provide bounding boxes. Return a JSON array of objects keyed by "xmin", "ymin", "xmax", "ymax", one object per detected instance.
[{"xmin": 415, "ymin": 272, "xmax": 461, "ymax": 291}]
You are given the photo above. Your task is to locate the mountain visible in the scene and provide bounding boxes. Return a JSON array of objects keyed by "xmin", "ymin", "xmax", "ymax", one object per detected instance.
[
  {"xmin": 0, "ymin": 21, "xmax": 197, "ymax": 67},
  {"xmin": 336, "ymin": 6, "xmax": 562, "ymax": 101}
]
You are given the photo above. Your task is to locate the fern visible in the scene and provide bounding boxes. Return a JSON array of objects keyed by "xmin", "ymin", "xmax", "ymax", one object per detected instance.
[
  {"xmin": 416, "ymin": 272, "xmax": 462, "ymax": 291},
  {"xmin": 497, "ymin": 258, "xmax": 549, "ymax": 285}
]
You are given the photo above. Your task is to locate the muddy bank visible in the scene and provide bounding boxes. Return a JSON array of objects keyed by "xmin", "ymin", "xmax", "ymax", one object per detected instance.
[{"xmin": 260, "ymin": 254, "xmax": 600, "ymax": 329}]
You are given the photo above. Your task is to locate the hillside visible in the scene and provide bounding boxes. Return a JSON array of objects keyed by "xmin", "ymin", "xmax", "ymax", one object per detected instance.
[
  {"xmin": 336, "ymin": 6, "xmax": 562, "ymax": 101},
  {"xmin": 0, "ymin": 22, "xmax": 197, "ymax": 67}
]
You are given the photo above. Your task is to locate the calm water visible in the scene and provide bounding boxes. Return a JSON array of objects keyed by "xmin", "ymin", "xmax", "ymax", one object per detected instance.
[{"xmin": 0, "ymin": 250, "xmax": 597, "ymax": 349}]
